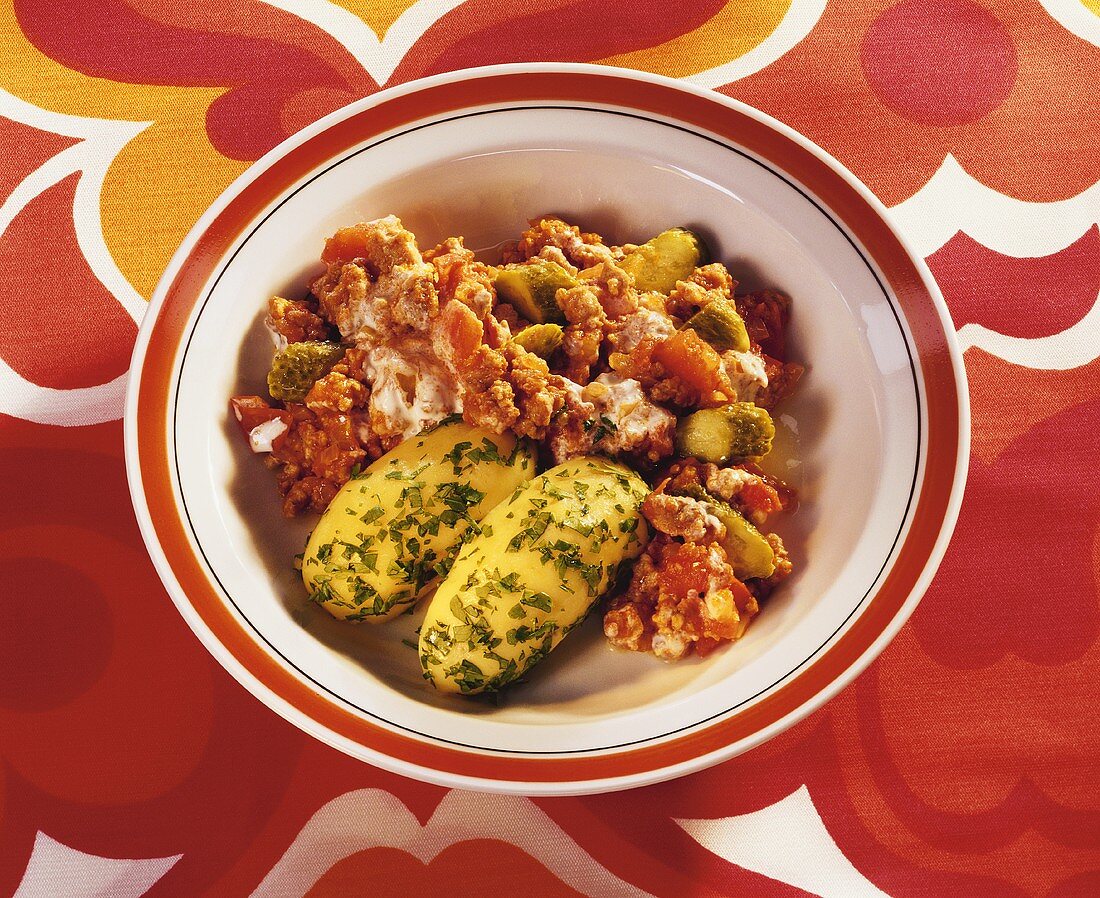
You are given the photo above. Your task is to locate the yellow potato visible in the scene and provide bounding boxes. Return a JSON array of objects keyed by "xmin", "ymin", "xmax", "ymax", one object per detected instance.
[
  {"xmin": 302, "ymin": 421, "xmax": 535, "ymax": 622},
  {"xmin": 419, "ymin": 458, "xmax": 650, "ymax": 694}
]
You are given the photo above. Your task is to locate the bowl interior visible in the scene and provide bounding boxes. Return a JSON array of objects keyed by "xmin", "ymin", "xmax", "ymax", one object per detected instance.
[{"xmin": 172, "ymin": 106, "xmax": 920, "ymax": 754}]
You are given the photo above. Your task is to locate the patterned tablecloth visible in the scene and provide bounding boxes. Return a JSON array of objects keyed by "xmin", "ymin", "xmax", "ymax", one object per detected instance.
[{"xmin": 2, "ymin": 2, "xmax": 1098, "ymax": 896}]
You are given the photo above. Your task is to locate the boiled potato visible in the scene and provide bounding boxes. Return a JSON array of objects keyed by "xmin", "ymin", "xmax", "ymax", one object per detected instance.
[
  {"xmin": 419, "ymin": 458, "xmax": 650, "ymax": 694},
  {"xmin": 302, "ymin": 421, "xmax": 535, "ymax": 622}
]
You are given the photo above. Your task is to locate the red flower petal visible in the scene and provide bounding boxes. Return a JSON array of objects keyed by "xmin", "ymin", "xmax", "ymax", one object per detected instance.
[
  {"xmin": 306, "ymin": 841, "xmax": 589, "ymax": 897},
  {"xmin": 0, "ymin": 173, "xmax": 135, "ymax": 389},
  {"xmin": 390, "ymin": 0, "xmax": 726, "ymax": 82},
  {"xmin": 14, "ymin": 0, "xmax": 374, "ymax": 160},
  {"xmin": 860, "ymin": 0, "xmax": 1017, "ymax": 127},
  {"xmin": 911, "ymin": 398, "xmax": 1100, "ymax": 669},
  {"xmin": 725, "ymin": 0, "xmax": 1100, "ymax": 204},
  {"xmin": 0, "ymin": 421, "xmax": 305, "ymax": 886},
  {"xmin": 0, "ymin": 116, "xmax": 76, "ymax": 201},
  {"xmin": 928, "ymin": 227, "xmax": 1100, "ymax": 338}
]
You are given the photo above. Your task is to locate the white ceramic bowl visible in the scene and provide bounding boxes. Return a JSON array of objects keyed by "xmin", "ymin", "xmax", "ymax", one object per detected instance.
[{"xmin": 125, "ymin": 64, "xmax": 968, "ymax": 794}]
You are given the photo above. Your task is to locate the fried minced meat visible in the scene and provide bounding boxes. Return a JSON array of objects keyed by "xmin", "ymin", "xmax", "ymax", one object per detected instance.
[
  {"xmin": 756, "ymin": 356, "xmax": 804, "ymax": 409},
  {"xmin": 737, "ymin": 289, "xmax": 790, "ymax": 359},
  {"xmin": 640, "ymin": 492, "xmax": 727, "ymax": 543},
  {"xmin": 435, "ymin": 299, "xmax": 566, "ymax": 438},
  {"xmin": 603, "ymin": 536, "xmax": 759, "ymax": 660},
  {"xmin": 664, "ymin": 263, "xmax": 736, "ymax": 321},
  {"xmin": 605, "ymin": 302, "xmax": 675, "ymax": 355},
  {"xmin": 424, "ymin": 235, "xmax": 496, "ymax": 320},
  {"xmin": 603, "ymin": 458, "xmax": 794, "ymax": 659},
  {"xmin": 663, "ymin": 458, "xmax": 791, "ymax": 527},
  {"xmin": 543, "ymin": 374, "xmax": 676, "ymax": 466},
  {"xmin": 553, "ymin": 282, "xmax": 608, "ymax": 384},
  {"xmin": 243, "ymin": 216, "xmax": 799, "ymax": 523},
  {"xmin": 266, "ymin": 295, "xmax": 332, "ymax": 345},
  {"xmin": 543, "ymin": 380, "xmax": 597, "ymax": 465},
  {"xmin": 311, "ymin": 214, "xmax": 440, "ymax": 338},
  {"xmin": 501, "ymin": 215, "xmax": 618, "ymax": 269},
  {"xmin": 735, "ymin": 289, "xmax": 804, "ymax": 408},
  {"xmin": 753, "ymin": 532, "xmax": 793, "ymax": 599},
  {"xmin": 580, "ymin": 259, "xmax": 638, "ymax": 319},
  {"xmin": 610, "ymin": 329, "xmax": 737, "ymax": 409},
  {"xmin": 259, "ymin": 349, "xmax": 384, "ymax": 516},
  {"xmin": 549, "ymin": 256, "xmax": 644, "ymax": 384}
]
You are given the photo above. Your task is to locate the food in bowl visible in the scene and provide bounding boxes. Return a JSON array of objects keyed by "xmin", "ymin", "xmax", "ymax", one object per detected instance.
[{"xmin": 229, "ymin": 215, "xmax": 803, "ymax": 692}]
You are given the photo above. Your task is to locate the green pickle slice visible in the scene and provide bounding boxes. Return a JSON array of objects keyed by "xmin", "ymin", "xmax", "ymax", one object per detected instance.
[
  {"xmin": 512, "ymin": 323, "xmax": 564, "ymax": 357},
  {"xmin": 494, "ymin": 260, "xmax": 575, "ymax": 323},
  {"xmin": 706, "ymin": 499, "xmax": 776, "ymax": 580},
  {"xmin": 621, "ymin": 227, "xmax": 707, "ymax": 293},
  {"xmin": 682, "ymin": 296, "xmax": 750, "ymax": 352},
  {"xmin": 267, "ymin": 341, "xmax": 345, "ymax": 403},
  {"xmin": 669, "ymin": 484, "xmax": 776, "ymax": 581},
  {"xmin": 675, "ymin": 402, "xmax": 775, "ymax": 465}
]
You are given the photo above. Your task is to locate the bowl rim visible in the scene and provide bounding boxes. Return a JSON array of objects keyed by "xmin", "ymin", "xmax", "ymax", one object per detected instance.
[{"xmin": 124, "ymin": 62, "xmax": 970, "ymax": 795}]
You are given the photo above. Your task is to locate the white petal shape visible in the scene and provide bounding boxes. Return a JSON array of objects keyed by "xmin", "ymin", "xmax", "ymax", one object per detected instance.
[
  {"xmin": 958, "ymin": 287, "xmax": 1100, "ymax": 370},
  {"xmin": 687, "ymin": 0, "xmax": 827, "ymax": 89},
  {"xmin": 889, "ymin": 154, "xmax": 1100, "ymax": 258},
  {"xmin": 0, "ymin": 358, "xmax": 129, "ymax": 426},
  {"xmin": 0, "ymin": 89, "xmax": 150, "ymax": 425},
  {"xmin": 263, "ymin": 0, "xmax": 465, "ymax": 86},
  {"xmin": 1039, "ymin": 0, "xmax": 1100, "ymax": 49},
  {"xmin": 675, "ymin": 785, "xmax": 893, "ymax": 898},
  {"xmin": 251, "ymin": 788, "xmax": 655, "ymax": 897},
  {"xmin": 12, "ymin": 832, "xmax": 181, "ymax": 898},
  {"xmin": 0, "ymin": 90, "xmax": 149, "ymax": 324}
]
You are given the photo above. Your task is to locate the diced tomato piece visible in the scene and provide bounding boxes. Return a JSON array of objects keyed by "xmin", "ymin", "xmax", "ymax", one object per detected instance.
[
  {"xmin": 655, "ymin": 541, "xmax": 712, "ymax": 598},
  {"xmin": 738, "ymin": 478, "xmax": 784, "ymax": 517},
  {"xmin": 438, "ymin": 299, "xmax": 484, "ymax": 364},
  {"xmin": 694, "ymin": 636, "xmax": 723, "ymax": 657},
  {"xmin": 321, "ymin": 224, "xmax": 371, "ymax": 265},
  {"xmin": 229, "ymin": 396, "xmax": 291, "ymax": 439},
  {"xmin": 652, "ymin": 329, "xmax": 724, "ymax": 395},
  {"xmin": 737, "ymin": 290, "xmax": 791, "ymax": 359},
  {"xmin": 742, "ymin": 461, "xmax": 796, "ymax": 511}
]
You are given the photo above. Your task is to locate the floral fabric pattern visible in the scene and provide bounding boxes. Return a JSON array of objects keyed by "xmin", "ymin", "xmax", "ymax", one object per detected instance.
[{"xmin": 1, "ymin": 2, "xmax": 1098, "ymax": 895}]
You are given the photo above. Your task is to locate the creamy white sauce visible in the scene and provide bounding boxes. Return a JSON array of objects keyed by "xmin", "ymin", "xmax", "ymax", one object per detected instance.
[
  {"xmin": 344, "ymin": 297, "xmax": 385, "ymax": 344},
  {"xmin": 248, "ymin": 417, "xmax": 288, "ymax": 453},
  {"xmin": 652, "ymin": 631, "xmax": 690, "ymax": 661},
  {"xmin": 722, "ymin": 349, "xmax": 769, "ymax": 401},
  {"xmin": 701, "ymin": 507, "xmax": 726, "ymax": 539},
  {"xmin": 705, "ymin": 466, "xmax": 757, "ymax": 500},
  {"xmin": 366, "ymin": 347, "xmax": 461, "ymax": 439},
  {"xmin": 586, "ymin": 373, "xmax": 675, "ymax": 452},
  {"xmin": 704, "ymin": 586, "xmax": 735, "ymax": 621},
  {"xmin": 535, "ymin": 245, "xmax": 576, "ymax": 273},
  {"xmin": 263, "ymin": 316, "xmax": 288, "ymax": 351},
  {"xmin": 614, "ymin": 308, "xmax": 674, "ymax": 353}
]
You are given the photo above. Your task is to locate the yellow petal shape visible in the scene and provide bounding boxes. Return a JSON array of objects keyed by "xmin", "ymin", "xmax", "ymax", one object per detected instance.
[
  {"xmin": 0, "ymin": 8, "xmax": 247, "ymax": 300},
  {"xmin": 331, "ymin": 0, "xmax": 421, "ymax": 38},
  {"xmin": 600, "ymin": 0, "xmax": 793, "ymax": 78}
]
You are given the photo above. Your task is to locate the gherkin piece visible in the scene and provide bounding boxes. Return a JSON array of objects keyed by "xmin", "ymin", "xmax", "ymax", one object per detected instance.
[
  {"xmin": 267, "ymin": 341, "xmax": 345, "ymax": 402},
  {"xmin": 682, "ymin": 296, "xmax": 750, "ymax": 352},
  {"xmin": 705, "ymin": 499, "xmax": 776, "ymax": 580},
  {"xmin": 494, "ymin": 260, "xmax": 575, "ymax": 324},
  {"xmin": 665, "ymin": 484, "xmax": 775, "ymax": 580},
  {"xmin": 512, "ymin": 323, "xmax": 564, "ymax": 358},
  {"xmin": 675, "ymin": 402, "xmax": 775, "ymax": 465},
  {"xmin": 621, "ymin": 227, "xmax": 708, "ymax": 293}
]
